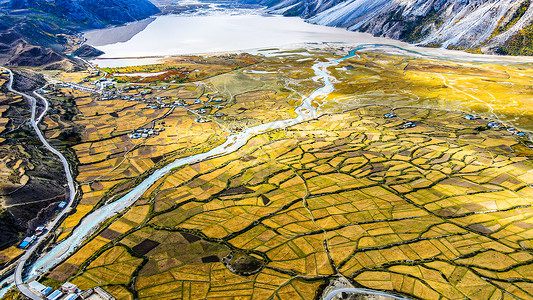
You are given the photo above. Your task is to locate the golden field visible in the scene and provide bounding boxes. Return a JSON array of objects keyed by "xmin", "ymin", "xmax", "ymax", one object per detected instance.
[{"xmin": 19, "ymin": 49, "xmax": 533, "ymax": 299}]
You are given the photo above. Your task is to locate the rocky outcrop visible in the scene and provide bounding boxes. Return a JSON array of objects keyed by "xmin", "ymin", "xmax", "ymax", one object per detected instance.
[
  {"xmin": 8, "ymin": 43, "xmax": 63, "ymax": 66},
  {"xmin": 0, "ymin": 0, "xmax": 159, "ymax": 67},
  {"xmin": 72, "ymin": 44, "xmax": 104, "ymax": 58}
]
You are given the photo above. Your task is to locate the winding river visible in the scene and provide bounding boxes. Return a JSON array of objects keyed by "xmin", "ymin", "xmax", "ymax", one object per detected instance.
[
  {"xmin": 27, "ymin": 47, "xmax": 356, "ymax": 278},
  {"xmin": 0, "ymin": 45, "xmax": 376, "ymax": 299}
]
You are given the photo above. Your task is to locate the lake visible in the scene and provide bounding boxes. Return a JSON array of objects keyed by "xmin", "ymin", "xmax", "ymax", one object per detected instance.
[
  {"xmin": 84, "ymin": 11, "xmax": 399, "ymax": 66},
  {"xmin": 85, "ymin": 9, "xmax": 532, "ymax": 68}
]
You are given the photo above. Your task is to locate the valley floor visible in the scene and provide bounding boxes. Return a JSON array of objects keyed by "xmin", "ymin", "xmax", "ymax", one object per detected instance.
[{"xmin": 0, "ymin": 46, "xmax": 532, "ymax": 300}]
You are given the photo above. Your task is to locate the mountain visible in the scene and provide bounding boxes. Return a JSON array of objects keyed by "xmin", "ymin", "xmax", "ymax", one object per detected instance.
[
  {"xmin": 8, "ymin": 0, "xmax": 161, "ymax": 28},
  {"xmin": 0, "ymin": 0, "xmax": 160, "ymax": 66},
  {"xmin": 246, "ymin": 0, "xmax": 533, "ymax": 55}
]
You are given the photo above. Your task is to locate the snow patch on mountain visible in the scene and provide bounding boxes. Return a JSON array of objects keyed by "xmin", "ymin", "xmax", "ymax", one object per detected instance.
[
  {"xmin": 254, "ymin": 0, "xmax": 533, "ymax": 54},
  {"xmin": 309, "ymin": 0, "xmax": 391, "ymax": 28}
]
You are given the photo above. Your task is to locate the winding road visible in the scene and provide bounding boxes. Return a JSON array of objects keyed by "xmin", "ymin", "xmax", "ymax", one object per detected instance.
[{"xmin": 1, "ymin": 67, "xmax": 77, "ymax": 300}]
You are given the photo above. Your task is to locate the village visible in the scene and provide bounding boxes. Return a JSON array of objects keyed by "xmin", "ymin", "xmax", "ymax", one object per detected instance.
[
  {"xmin": 39, "ymin": 77, "xmax": 232, "ymax": 141},
  {"xmin": 26, "ymin": 280, "xmax": 114, "ymax": 300}
]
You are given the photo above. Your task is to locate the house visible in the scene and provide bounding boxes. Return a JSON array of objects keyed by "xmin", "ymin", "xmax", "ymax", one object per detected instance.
[
  {"xmin": 383, "ymin": 113, "xmax": 396, "ymax": 118},
  {"xmin": 43, "ymin": 287, "xmax": 53, "ymax": 295},
  {"xmin": 58, "ymin": 201, "xmax": 67, "ymax": 209},
  {"xmin": 464, "ymin": 115, "xmax": 479, "ymax": 120},
  {"xmin": 195, "ymin": 117, "xmax": 210, "ymax": 123},
  {"xmin": 18, "ymin": 240, "xmax": 30, "ymax": 249},
  {"xmin": 401, "ymin": 121, "xmax": 416, "ymax": 128},
  {"xmin": 28, "ymin": 281, "xmax": 50, "ymax": 295},
  {"xmin": 78, "ymin": 289, "xmax": 93, "ymax": 300},
  {"xmin": 46, "ymin": 290, "xmax": 63, "ymax": 300},
  {"xmin": 35, "ymin": 226, "xmax": 45, "ymax": 236},
  {"xmin": 64, "ymin": 294, "xmax": 79, "ymax": 300},
  {"xmin": 94, "ymin": 287, "xmax": 115, "ymax": 300},
  {"xmin": 61, "ymin": 282, "xmax": 78, "ymax": 294},
  {"xmin": 18, "ymin": 236, "xmax": 36, "ymax": 249},
  {"xmin": 487, "ymin": 121, "xmax": 500, "ymax": 128}
]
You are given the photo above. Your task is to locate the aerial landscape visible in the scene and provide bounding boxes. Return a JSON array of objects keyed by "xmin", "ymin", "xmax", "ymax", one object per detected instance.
[{"xmin": 0, "ymin": 0, "xmax": 532, "ymax": 299}]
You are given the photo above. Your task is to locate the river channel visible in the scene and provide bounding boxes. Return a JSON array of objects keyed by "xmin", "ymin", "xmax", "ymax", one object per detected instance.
[{"xmin": 0, "ymin": 41, "xmax": 368, "ymax": 299}]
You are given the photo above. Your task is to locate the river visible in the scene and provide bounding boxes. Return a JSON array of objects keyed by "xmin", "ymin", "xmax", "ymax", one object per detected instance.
[
  {"xmin": 87, "ymin": 14, "xmax": 386, "ymax": 61},
  {"xmin": 0, "ymin": 42, "xmax": 371, "ymax": 299}
]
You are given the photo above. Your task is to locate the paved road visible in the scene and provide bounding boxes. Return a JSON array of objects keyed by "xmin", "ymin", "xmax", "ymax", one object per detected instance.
[{"xmin": 2, "ymin": 67, "xmax": 77, "ymax": 299}]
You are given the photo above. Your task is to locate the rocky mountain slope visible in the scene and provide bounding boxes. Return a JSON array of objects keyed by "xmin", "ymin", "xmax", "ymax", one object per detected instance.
[
  {"xmin": 0, "ymin": 0, "xmax": 160, "ymax": 66},
  {"xmin": 9, "ymin": 0, "xmax": 161, "ymax": 28},
  {"xmin": 246, "ymin": 0, "xmax": 533, "ymax": 55}
]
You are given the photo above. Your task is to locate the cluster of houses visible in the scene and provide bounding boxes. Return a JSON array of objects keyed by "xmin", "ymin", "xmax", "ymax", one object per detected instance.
[
  {"xmin": 382, "ymin": 113, "xmax": 417, "ymax": 129},
  {"xmin": 507, "ymin": 127, "xmax": 527, "ymax": 137},
  {"xmin": 464, "ymin": 114, "xmax": 480, "ymax": 120},
  {"xmin": 18, "ymin": 226, "xmax": 46, "ymax": 249},
  {"xmin": 194, "ymin": 97, "xmax": 225, "ymax": 105},
  {"xmin": 466, "ymin": 115, "xmax": 527, "ymax": 136},
  {"xmin": 28, "ymin": 281, "xmax": 115, "ymax": 300},
  {"xmin": 92, "ymin": 78, "xmax": 115, "ymax": 91},
  {"xmin": 381, "ymin": 112, "xmax": 528, "ymax": 136},
  {"xmin": 122, "ymin": 91, "xmax": 179, "ymax": 110},
  {"xmin": 65, "ymin": 83, "xmax": 100, "ymax": 95},
  {"xmin": 195, "ymin": 117, "xmax": 210, "ymax": 123},
  {"xmin": 144, "ymin": 101, "xmax": 173, "ymax": 110},
  {"xmin": 401, "ymin": 121, "xmax": 416, "ymax": 129},
  {"xmin": 128, "ymin": 127, "xmax": 164, "ymax": 139},
  {"xmin": 18, "ymin": 236, "xmax": 37, "ymax": 249},
  {"xmin": 19, "ymin": 201, "xmax": 66, "ymax": 249}
]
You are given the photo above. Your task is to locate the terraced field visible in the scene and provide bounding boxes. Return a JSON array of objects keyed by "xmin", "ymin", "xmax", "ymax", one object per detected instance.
[
  {"xmin": 22, "ymin": 48, "xmax": 533, "ymax": 299},
  {"xmin": 45, "ymin": 104, "xmax": 533, "ymax": 299}
]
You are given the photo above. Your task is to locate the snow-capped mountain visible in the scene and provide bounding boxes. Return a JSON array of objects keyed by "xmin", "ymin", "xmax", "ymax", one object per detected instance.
[{"xmin": 245, "ymin": 0, "xmax": 533, "ymax": 55}]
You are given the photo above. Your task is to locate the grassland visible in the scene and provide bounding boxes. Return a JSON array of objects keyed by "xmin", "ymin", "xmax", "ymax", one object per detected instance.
[
  {"xmin": 327, "ymin": 51, "xmax": 533, "ymax": 132},
  {"xmin": 30, "ymin": 49, "xmax": 533, "ymax": 299},
  {"xmin": 101, "ymin": 54, "xmax": 261, "ymax": 84}
]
